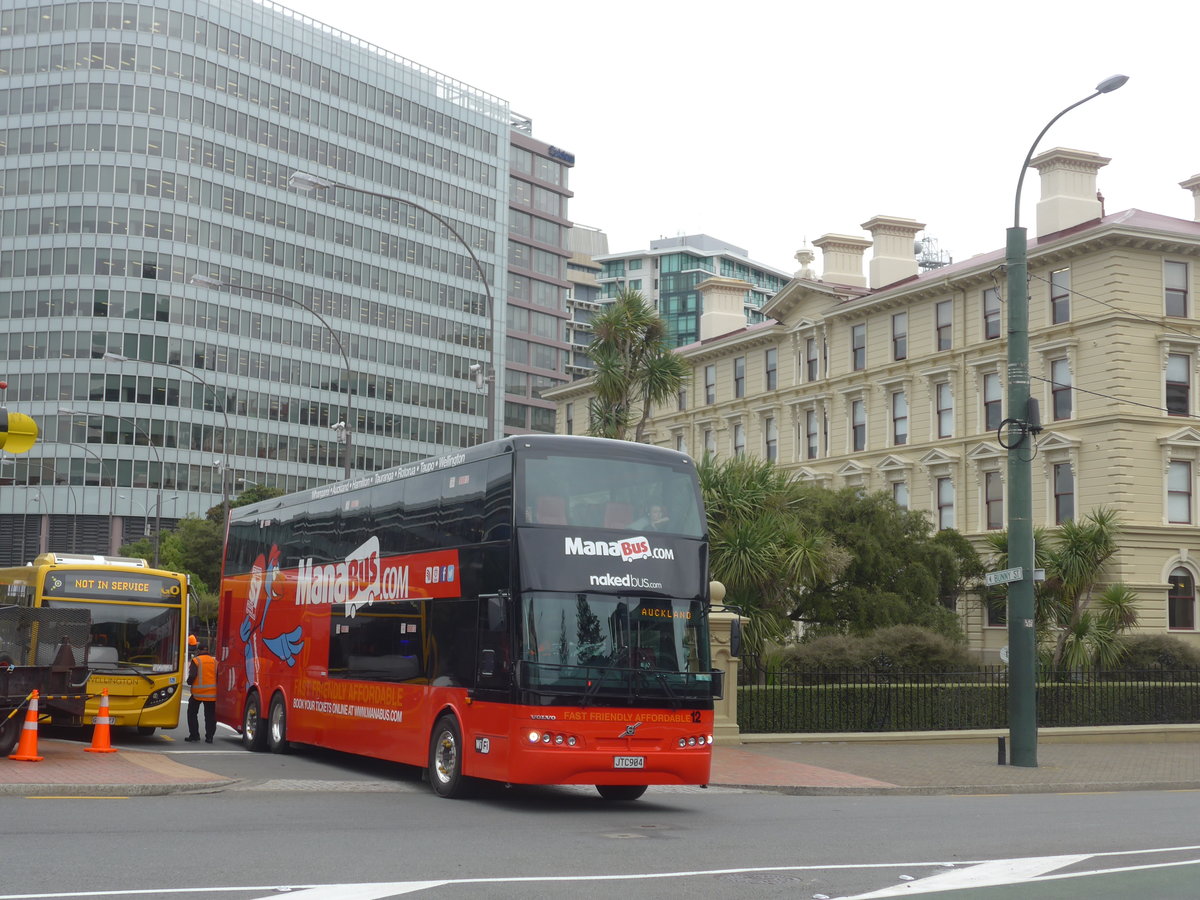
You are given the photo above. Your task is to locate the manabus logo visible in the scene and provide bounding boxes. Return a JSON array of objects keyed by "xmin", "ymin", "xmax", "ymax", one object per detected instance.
[
  {"xmin": 297, "ymin": 537, "xmax": 401, "ymax": 617},
  {"xmin": 564, "ymin": 536, "xmax": 674, "ymax": 563}
]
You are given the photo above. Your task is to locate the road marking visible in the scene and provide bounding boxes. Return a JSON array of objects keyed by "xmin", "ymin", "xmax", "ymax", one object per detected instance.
[
  {"xmin": 844, "ymin": 854, "xmax": 1091, "ymax": 897},
  {"xmin": 23, "ymin": 796, "xmax": 129, "ymax": 801}
]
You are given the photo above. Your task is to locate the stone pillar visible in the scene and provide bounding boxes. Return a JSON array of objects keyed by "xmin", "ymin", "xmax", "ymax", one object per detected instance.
[{"xmin": 709, "ymin": 609, "xmax": 742, "ymax": 744}]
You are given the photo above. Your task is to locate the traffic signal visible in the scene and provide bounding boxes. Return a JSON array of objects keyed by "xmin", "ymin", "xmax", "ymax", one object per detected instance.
[{"xmin": 0, "ymin": 408, "xmax": 39, "ymax": 454}]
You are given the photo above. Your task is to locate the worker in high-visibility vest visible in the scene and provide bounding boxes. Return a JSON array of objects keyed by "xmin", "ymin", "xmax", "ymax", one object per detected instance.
[{"xmin": 185, "ymin": 643, "xmax": 217, "ymax": 743}]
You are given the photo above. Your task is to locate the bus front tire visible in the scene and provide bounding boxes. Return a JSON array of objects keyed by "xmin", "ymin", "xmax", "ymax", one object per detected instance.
[
  {"xmin": 267, "ymin": 694, "xmax": 289, "ymax": 754},
  {"xmin": 596, "ymin": 784, "xmax": 647, "ymax": 802},
  {"xmin": 136, "ymin": 726, "xmax": 156, "ymax": 737},
  {"xmin": 242, "ymin": 692, "xmax": 268, "ymax": 752},
  {"xmin": 428, "ymin": 714, "xmax": 474, "ymax": 798}
]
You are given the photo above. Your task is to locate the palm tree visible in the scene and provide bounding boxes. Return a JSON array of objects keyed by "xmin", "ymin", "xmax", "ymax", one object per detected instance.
[
  {"xmin": 698, "ymin": 455, "xmax": 848, "ymax": 656},
  {"xmin": 984, "ymin": 508, "xmax": 1138, "ymax": 669},
  {"xmin": 586, "ymin": 288, "xmax": 689, "ymax": 442}
]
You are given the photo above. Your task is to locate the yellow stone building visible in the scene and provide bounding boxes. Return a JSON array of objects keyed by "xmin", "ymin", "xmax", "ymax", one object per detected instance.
[{"xmin": 550, "ymin": 149, "xmax": 1200, "ymax": 660}]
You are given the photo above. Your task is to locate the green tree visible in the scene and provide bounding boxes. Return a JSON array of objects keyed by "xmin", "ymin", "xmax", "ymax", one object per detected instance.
[
  {"xmin": 983, "ymin": 507, "xmax": 1138, "ymax": 669},
  {"xmin": 586, "ymin": 288, "xmax": 689, "ymax": 442},
  {"xmin": 698, "ymin": 455, "xmax": 848, "ymax": 655},
  {"xmin": 793, "ymin": 487, "xmax": 967, "ymax": 639}
]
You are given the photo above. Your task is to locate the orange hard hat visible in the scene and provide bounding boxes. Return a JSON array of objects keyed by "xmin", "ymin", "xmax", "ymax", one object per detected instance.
[{"xmin": 188, "ymin": 634, "xmax": 198, "ymax": 646}]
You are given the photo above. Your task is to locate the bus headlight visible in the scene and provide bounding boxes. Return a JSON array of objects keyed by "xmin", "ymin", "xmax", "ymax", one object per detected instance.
[
  {"xmin": 527, "ymin": 730, "xmax": 541, "ymax": 743},
  {"xmin": 145, "ymin": 684, "xmax": 177, "ymax": 707}
]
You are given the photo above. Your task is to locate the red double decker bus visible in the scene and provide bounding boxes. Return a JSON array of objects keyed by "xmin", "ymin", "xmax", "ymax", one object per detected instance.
[{"xmin": 216, "ymin": 435, "xmax": 721, "ymax": 800}]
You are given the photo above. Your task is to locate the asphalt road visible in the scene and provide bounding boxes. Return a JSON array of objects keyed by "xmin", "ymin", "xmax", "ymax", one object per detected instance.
[{"xmin": 3, "ymin": 719, "xmax": 1199, "ymax": 899}]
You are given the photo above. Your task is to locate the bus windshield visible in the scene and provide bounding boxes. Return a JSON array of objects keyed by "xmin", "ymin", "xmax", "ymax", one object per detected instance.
[
  {"xmin": 518, "ymin": 452, "xmax": 703, "ymax": 537},
  {"xmin": 519, "ymin": 592, "xmax": 712, "ymax": 701},
  {"xmin": 42, "ymin": 600, "xmax": 181, "ymax": 673}
]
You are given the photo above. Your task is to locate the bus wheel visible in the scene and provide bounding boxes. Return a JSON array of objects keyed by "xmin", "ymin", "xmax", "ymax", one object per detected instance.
[
  {"xmin": 267, "ymin": 694, "xmax": 289, "ymax": 754},
  {"xmin": 0, "ymin": 712, "xmax": 20, "ymax": 757},
  {"xmin": 242, "ymin": 692, "xmax": 268, "ymax": 752},
  {"xmin": 136, "ymin": 726, "xmax": 156, "ymax": 737},
  {"xmin": 428, "ymin": 715, "xmax": 474, "ymax": 798},
  {"xmin": 596, "ymin": 784, "xmax": 647, "ymax": 802}
]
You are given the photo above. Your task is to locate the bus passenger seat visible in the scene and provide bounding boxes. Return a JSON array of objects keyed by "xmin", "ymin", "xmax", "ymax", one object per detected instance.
[
  {"xmin": 535, "ymin": 496, "xmax": 567, "ymax": 525},
  {"xmin": 603, "ymin": 503, "xmax": 633, "ymax": 529}
]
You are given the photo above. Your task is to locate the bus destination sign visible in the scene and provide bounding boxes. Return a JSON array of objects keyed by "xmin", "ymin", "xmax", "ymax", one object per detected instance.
[{"xmin": 42, "ymin": 570, "xmax": 182, "ymax": 603}]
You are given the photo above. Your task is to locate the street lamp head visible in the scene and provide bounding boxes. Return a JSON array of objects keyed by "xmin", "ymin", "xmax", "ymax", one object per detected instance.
[
  {"xmin": 1096, "ymin": 74, "xmax": 1129, "ymax": 93},
  {"xmin": 102, "ymin": 352, "xmax": 129, "ymax": 362},
  {"xmin": 189, "ymin": 274, "xmax": 224, "ymax": 288},
  {"xmin": 289, "ymin": 172, "xmax": 334, "ymax": 192}
]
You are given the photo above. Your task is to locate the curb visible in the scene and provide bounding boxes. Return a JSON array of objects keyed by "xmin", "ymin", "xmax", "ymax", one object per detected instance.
[
  {"xmin": 709, "ymin": 779, "xmax": 1200, "ymax": 796},
  {"xmin": 0, "ymin": 778, "xmax": 238, "ymax": 797}
]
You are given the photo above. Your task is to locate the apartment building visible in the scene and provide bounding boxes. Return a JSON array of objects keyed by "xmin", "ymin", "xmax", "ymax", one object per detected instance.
[{"xmin": 552, "ymin": 149, "xmax": 1200, "ymax": 658}]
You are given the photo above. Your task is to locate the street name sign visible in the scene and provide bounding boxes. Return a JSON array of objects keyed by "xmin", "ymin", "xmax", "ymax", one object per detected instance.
[{"xmin": 984, "ymin": 567, "xmax": 1023, "ymax": 587}]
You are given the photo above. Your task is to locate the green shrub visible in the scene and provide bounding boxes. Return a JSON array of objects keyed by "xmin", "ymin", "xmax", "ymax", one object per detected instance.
[
  {"xmin": 1112, "ymin": 634, "xmax": 1200, "ymax": 671},
  {"xmin": 865, "ymin": 625, "xmax": 978, "ymax": 672},
  {"xmin": 778, "ymin": 634, "xmax": 872, "ymax": 670}
]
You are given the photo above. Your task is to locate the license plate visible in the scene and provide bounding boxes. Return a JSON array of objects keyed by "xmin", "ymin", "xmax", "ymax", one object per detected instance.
[{"xmin": 613, "ymin": 756, "xmax": 644, "ymax": 769}]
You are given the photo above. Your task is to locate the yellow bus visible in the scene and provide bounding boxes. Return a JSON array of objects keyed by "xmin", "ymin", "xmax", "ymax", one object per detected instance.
[{"xmin": 0, "ymin": 553, "xmax": 189, "ymax": 735}]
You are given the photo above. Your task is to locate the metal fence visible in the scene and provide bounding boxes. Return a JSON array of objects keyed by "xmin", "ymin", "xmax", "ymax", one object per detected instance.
[{"xmin": 737, "ymin": 667, "xmax": 1200, "ymax": 733}]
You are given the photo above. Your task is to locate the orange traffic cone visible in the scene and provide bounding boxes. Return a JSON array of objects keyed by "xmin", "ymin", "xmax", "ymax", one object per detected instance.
[
  {"xmin": 8, "ymin": 690, "xmax": 44, "ymax": 762},
  {"xmin": 85, "ymin": 688, "xmax": 117, "ymax": 754}
]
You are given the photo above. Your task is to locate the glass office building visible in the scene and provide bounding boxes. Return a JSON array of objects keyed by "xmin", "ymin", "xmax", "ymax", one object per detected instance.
[{"xmin": 0, "ymin": 0, "xmax": 513, "ymax": 562}]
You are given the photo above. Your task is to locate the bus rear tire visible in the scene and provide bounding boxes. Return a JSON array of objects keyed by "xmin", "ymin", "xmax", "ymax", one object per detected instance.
[
  {"xmin": 428, "ymin": 714, "xmax": 474, "ymax": 798},
  {"xmin": 596, "ymin": 784, "xmax": 647, "ymax": 802},
  {"xmin": 267, "ymin": 694, "xmax": 289, "ymax": 754},
  {"xmin": 242, "ymin": 692, "xmax": 267, "ymax": 752}
]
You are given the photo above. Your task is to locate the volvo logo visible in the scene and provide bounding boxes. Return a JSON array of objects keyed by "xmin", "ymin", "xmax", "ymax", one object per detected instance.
[{"xmin": 618, "ymin": 721, "xmax": 643, "ymax": 738}]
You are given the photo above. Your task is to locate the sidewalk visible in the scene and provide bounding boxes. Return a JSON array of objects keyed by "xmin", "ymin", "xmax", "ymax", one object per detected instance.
[{"xmin": 2, "ymin": 727, "xmax": 1198, "ymax": 796}]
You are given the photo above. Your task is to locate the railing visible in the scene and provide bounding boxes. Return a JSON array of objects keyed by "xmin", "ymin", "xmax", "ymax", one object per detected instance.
[{"xmin": 738, "ymin": 667, "xmax": 1200, "ymax": 734}]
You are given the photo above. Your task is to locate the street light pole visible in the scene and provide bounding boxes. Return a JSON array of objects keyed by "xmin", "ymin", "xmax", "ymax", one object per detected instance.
[
  {"xmin": 1004, "ymin": 74, "xmax": 1127, "ymax": 769},
  {"xmin": 189, "ymin": 275, "xmax": 354, "ymax": 480},
  {"xmin": 287, "ymin": 171, "xmax": 497, "ymax": 443},
  {"xmin": 60, "ymin": 407, "xmax": 164, "ymax": 566}
]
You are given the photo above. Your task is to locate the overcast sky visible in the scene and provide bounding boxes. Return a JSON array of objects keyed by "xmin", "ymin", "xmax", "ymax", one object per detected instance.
[{"xmin": 280, "ymin": 0, "xmax": 1198, "ymax": 275}]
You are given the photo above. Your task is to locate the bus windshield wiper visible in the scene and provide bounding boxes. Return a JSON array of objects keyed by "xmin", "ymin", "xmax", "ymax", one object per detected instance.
[{"xmin": 96, "ymin": 663, "xmax": 154, "ymax": 683}]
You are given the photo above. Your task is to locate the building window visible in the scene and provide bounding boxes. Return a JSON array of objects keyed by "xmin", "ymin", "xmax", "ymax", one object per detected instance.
[
  {"xmin": 986, "ymin": 596, "xmax": 1008, "ymax": 628},
  {"xmin": 937, "ymin": 476, "xmax": 955, "ymax": 529},
  {"xmin": 565, "ymin": 402, "xmax": 573, "ymax": 435},
  {"xmin": 1051, "ymin": 358, "xmax": 1072, "ymax": 420},
  {"xmin": 983, "ymin": 288, "xmax": 1001, "ymax": 340},
  {"xmin": 678, "ymin": 387, "xmax": 687, "ymax": 412},
  {"xmin": 764, "ymin": 348, "xmax": 777, "ymax": 391},
  {"xmin": 1168, "ymin": 460, "xmax": 1193, "ymax": 524},
  {"xmin": 1054, "ymin": 462, "xmax": 1075, "ymax": 524},
  {"xmin": 805, "ymin": 337, "xmax": 819, "ymax": 381},
  {"xmin": 1166, "ymin": 261, "xmax": 1189, "ymax": 317},
  {"xmin": 936, "ymin": 382, "xmax": 953, "ymax": 438},
  {"xmin": 985, "ymin": 471, "xmax": 1004, "ymax": 530},
  {"xmin": 705, "ymin": 365, "xmax": 716, "ymax": 404},
  {"xmin": 891, "ymin": 390, "xmax": 908, "ymax": 446},
  {"xmin": 805, "ymin": 409, "xmax": 819, "ymax": 460},
  {"xmin": 892, "ymin": 312, "xmax": 908, "ymax": 361},
  {"xmin": 733, "ymin": 356, "xmax": 745, "ymax": 398},
  {"xmin": 851, "ymin": 324, "xmax": 866, "ymax": 371},
  {"xmin": 936, "ymin": 300, "xmax": 953, "ymax": 351},
  {"xmin": 1050, "ymin": 268, "xmax": 1070, "ymax": 324},
  {"xmin": 675, "ymin": 434, "xmax": 687, "ymax": 454},
  {"xmin": 851, "ymin": 399, "xmax": 866, "ymax": 452},
  {"xmin": 892, "ymin": 481, "xmax": 909, "ymax": 509},
  {"xmin": 765, "ymin": 417, "xmax": 778, "ymax": 461},
  {"xmin": 983, "ymin": 372, "xmax": 1002, "ymax": 431},
  {"xmin": 732, "ymin": 423, "xmax": 745, "ymax": 457},
  {"xmin": 704, "ymin": 428, "xmax": 716, "ymax": 456},
  {"xmin": 1166, "ymin": 353, "xmax": 1190, "ymax": 416},
  {"xmin": 1168, "ymin": 567, "xmax": 1195, "ymax": 630}
]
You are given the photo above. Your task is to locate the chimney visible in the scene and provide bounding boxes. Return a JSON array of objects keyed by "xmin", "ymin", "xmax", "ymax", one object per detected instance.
[
  {"xmin": 1180, "ymin": 173, "xmax": 1200, "ymax": 222},
  {"xmin": 1031, "ymin": 148, "xmax": 1110, "ymax": 236},
  {"xmin": 861, "ymin": 215, "xmax": 925, "ymax": 288},
  {"xmin": 812, "ymin": 233, "xmax": 871, "ymax": 287},
  {"xmin": 696, "ymin": 276, "xmax": 753, "ymax": 341}
]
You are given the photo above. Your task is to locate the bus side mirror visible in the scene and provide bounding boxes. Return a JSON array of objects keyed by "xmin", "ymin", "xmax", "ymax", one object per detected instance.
[{"xmin": 479, "ymin": 649, "xmax": 496, "ymax": 678}]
